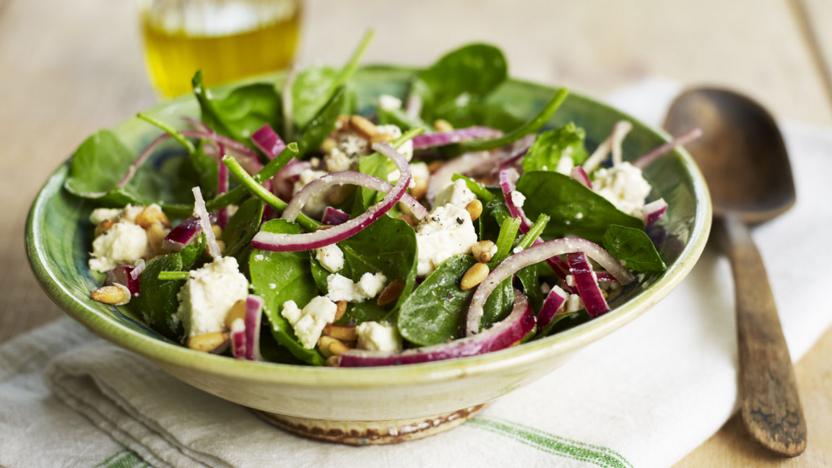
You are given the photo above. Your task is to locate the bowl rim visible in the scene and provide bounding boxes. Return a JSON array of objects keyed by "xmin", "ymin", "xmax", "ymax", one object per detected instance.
[{"xmin": 25, "ymin": 70, "xmax": 712, "ymax": 388}]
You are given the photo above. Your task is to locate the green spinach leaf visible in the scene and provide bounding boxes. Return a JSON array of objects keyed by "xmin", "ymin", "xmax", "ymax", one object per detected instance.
[
  {"xmin": 221, "ymin": 197, "xmax": 264, "ymax": 257},
  {"xmin": 292, "ymin": 66, "xmax": 339, "ymax": 129},
  {"xmin": 603, "ymin": 224, "xmax": 666, "ymax": 273},
  {"xmin": 298, "ymin": 86, "xmax": 347, "ymax": 155},
  {"xmin": 521, "ymin": 123, "xmax": 589, "ymax": 173},
  {"xmin": 189, "ymin": 140, "xmax": 218, "ymax": 196},
  {"xmin": 249, "ymin": 219, "xmax": 325, "ymax": 365},
  {"xmin": 65, "ymin": 130, "xmax": 133, "ymax": 197},
  {"xmin": 517, "ymin": 171, "xmax": 642, "ymax": 242}
]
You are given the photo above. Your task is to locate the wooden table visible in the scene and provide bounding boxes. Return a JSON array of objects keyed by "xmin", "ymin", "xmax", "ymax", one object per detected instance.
[{"xmin": 1, "ymin": 0, "xmax": 829, "ymax": 465}]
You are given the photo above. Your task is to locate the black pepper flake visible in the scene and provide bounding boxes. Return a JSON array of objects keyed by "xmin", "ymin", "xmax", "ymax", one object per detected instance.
[{"xmin": 456, "ymin": 217, "xmax": 464, "ymax": 225}]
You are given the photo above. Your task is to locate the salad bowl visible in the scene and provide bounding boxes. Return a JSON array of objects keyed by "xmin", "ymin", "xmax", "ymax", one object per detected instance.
[{"xmin": 26, "ymin": 65, "xmax": 710, "ymax": 444}]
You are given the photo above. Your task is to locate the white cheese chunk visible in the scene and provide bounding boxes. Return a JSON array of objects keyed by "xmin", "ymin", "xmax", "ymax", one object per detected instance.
[
  {"xmin": 326, "ymin": 272, "xmax": 387, "ymax": 303},
  {"xmin": 324, "ymin": 147, "xmax": 353, "ymax": 172},
  {"xmin": 378, "ymin": 94, "xmax": 403, "ymax": 112},
  {"xmin": 375, "ymin": 124, "xmax": 413, "ymax": 160},
  {"xmin": 315, "ymin": 244, "xmax": 345, "ymax": 273},
  {"xmin": 566, "ymin": 294, "xmax": 583, "ymax": 313},
  {"xmin": 410, "ymin": 162, "xmax": 430, "ymax": 190},
  {"xmin": 89, "ymin": 222, "xmax": 148, "ymax": 272},
  {"xmin": 415, "ymin": 204, "xmax": 478, "ymax": 276},
  {"xmin": 177, "ymin": 257, "xmax": 249, "ymax": 337},
  {"xmin": 592, "ymin": 162, "xmax": 652, "ymax": 217},
  {"xmin": 510, "ymin": 190, "xmax": 526, "ymax": 208},
  {"xmin": 357, "ymin": 272, "xmax": 387, "ymax": 298},
  {"xmin": 356, "ymin": 321, "xmax": 403, "ymax": 352},
  {"xmin": 555, "ymin": 154, "xmax": 574, "ymax": 175},
  {"xmin": 89, "ymin": 207, "xmax": 123, "ymax": 225},
  {"xmin": 281, "ymin": 296, "xmax": 338, "ymax": 349},
  {"xmin": 433, "ymin": 179, "xmax": 476, "ymax": 209}
]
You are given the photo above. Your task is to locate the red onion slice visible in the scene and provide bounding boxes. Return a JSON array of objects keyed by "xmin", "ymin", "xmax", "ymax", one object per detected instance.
[
  {"xmin": 337, "ymin": 290, "xmax": 535, "ymax": 367},
  {"xmin": 251, "ymin": 143, "xmax": 411, "ymax": 252},
  {"xmin": 567, "ymin": 252, "xmax": 609, "ymax": 317},
  {"xmin": 251, "ymin": 124, "xmax": 286, "ymax": 160},
  {"xmin": 570, "ymin": 166, "xmax": 593, "ymax": 189},
  {"xmin": 106, "ymin": 264, "xmax": 142, "ymax": 296},
  {"xmin": 634, "ymin": 128, "xmax": 703, "ymax": 169},
  {"xmin": 643, "ymin": 198, "xmax": 668, "ymax": 226},
  {"xmin": 466, "ymin": 236, "xmax": 632, "ymax": 336},
  {"xmin": 164, "ymin": 217, "xmax": 201, "ymax": 251},
  {"xmin": 538, "ymin": 285, "xmax": 568, "ymax": 331},
  {"xmin": 282, "ymin": 170, "xmax": 427, "ymax": 222},
  {"xmin": 192, "ymin": 187, "xmax": 221, "ymax": 259},
  {"xmin": 322, "ymin": 206, "xmax": 350, "ymax": 225},
  {"xmin": 272, "ymin": 159, "xmax": 310, "ymax": 200},
  {"xmin": 231, "ymin": 324, "xmax": 247, "ymax": 359},
  {"xmin": 583, "ymin": 121, "xmax": 632, "ymax": 172},
  {"xmin": 244, "ymin": 295, "xmax": 264, "ymax": 360},
  {"xmin": 413, "ymin": 126, "xmax": 502, "ymax": 150},
  {"xmin": 499, "ymin": 168, "xmax": 531, "ymax": 232},
  {"xmin": 610, "ymin": 121, "xmax": 633, "ymax": 167}
]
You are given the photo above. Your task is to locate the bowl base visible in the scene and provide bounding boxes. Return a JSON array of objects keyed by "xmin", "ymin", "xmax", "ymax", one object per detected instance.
[{"xmin": 256, "ymin": 404, "xmax": 486, "ymax": 445}]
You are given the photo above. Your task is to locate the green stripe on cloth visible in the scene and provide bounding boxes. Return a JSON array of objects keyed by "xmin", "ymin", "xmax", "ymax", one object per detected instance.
[
  {"xmin": 97, "ymin": 450, "xmax": 149, "ymax": 468},
  {"xmin": 467, "ymin": 417, "xmax": 632, "ymax": 468}
]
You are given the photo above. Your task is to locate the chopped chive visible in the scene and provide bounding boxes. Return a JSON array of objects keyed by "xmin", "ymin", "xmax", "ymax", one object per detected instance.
[
  {"xmin": 489, "ymin": 216, "xmax": 521, "ymax": 268},
  {"xmin": 158, "ymin": 271, "xmax": 189, "ymax": 281},
  {"xmin": 451, "ymin": 173, "xmax": 494, "ymax": 202},
  {"xmin": 328, "ymin": 29, "xmax": 375, "ymax": 97},
  {"xmin": 517, "ymin": 214, "xmax": 550, "ymax": 250},
  {"xmin": 136, "ymin": 112, "xmax": 196, "ymax": 155},
  {"xmin": 391, "ymin": 127, "xmax": 423, "ymax": 148}
]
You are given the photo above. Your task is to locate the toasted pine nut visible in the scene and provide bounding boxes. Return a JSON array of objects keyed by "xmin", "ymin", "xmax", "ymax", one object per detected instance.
[
  {"xmin": 326, "ymin": 355, "xmax": 340, "ymax": 366},
  {"xmin": 318, "ymin": 336, "xmax": 351, "ymax": 357},
  {"xmin": 336, "ymin": 114, "xmax": 350, "ymax": 129},
  {"xmin": 377, "ymin": 279, "xmax": 405, "ymax": 307},
  {"xmin": 224, "ymin": 299, "xmax": 247, "ymax": 329},
  {"xmin": 334, "ymin": 301, "xmax": 348, "ymax": 321},
  {"xmin": 321, "ymin": 137, "xmax": 336, "ymax": 153},
  {"xmin": 410, "ymin": 179, "xmax": 428, "ymax": 200},
  {"xmin": 471, "ymin": 240, "xmax": 497, "ymax": 263},
  {"xmin": 434, "ymin": 119, "xmax": 454, "ymax": 132},
  {"xmin": 135, "ymin": 205, "xmax": 170, "ymax": 229},
  {"xmin": 146, "ymin": 222, "xmax": 168, "ymax": 256},
  {"xmin": 460, "ymin": 262, "xmax": 490, "ymax": 291},
  {"xmin": 91, "ymin": 284, "xmax": 131, "ymax": 306},
  {"xmin": 399, "ymin": 213, "xmax": 418, "ymax": 227},
  {"xmin": 427, "ymin": 161, "xmax": 444, "ymax": 174},
  {"xmin": 350, "ymin": 115, "xmax": 380, "ymax": 141},
  {"xmin": 466, "ymin": 199, "xmax": 483, "ymax": 221},
  {"xmin": 187, "ymin": 332, "xmax": 229, "ymax": 352},
  {"xmin": 216, "ymin": 240, "xmax": 226, "ymax": 254},
  {"xmin": 324, "ymin": 324, "xmax": 357, "ymax": 342},
  {"xmin": 211, "ymin": 224, "xmax": 223, "ymax": 238},
  {"xmin": 95, "ymin": 219, "xmax": 115, "ymax": 237}
]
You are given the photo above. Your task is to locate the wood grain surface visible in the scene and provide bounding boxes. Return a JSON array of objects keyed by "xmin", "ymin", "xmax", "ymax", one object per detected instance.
[{"xmin": 1, "ymin": 0, "xmax": 829, "ymax": 465}]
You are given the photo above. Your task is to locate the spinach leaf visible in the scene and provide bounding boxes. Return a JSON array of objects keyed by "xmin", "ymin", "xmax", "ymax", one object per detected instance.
[
  {"xmin": 517, "ymin": 263, "xmax": 552, "ymax": 311},
  {"xmin": 517, "ymin": 171, "xmax": 642, "ymax": 242},
  {"xmin": 415, "ymin": 43, "xmax": 508, "ymax": 121},
  {"xmin": 308, "ymin": 254, "xmax": 330, "ymax": 293},
  {"xmin": 189, "ymin": 140, "xmax": 218, "ymax": 196},
  {"xmin": 292, "ymin": 66, "xmax": 339, "ymax": 130},
  {"xmin": 298, "ymin": 86, "xmax": 347, "ymax": 155},
  {"xmin": 397, "ymin": 255, "xmax": 514, "ymax": 346},
  {"xmin": 353, "ymin": 152, "xmax": 395, "ymax": 212},
  {"xmin": 521, "ymin": 123, "xmax": 589, "ymax": 173},
  {"xmin": 65, "ymin": 130, "xmax": 133, "ymax": 197},
  {"xmin": 192, "ymin": 71, "xmax": 282, "ymax": 142},
  {"xmin": 603, "ymin": 224, "xmax": 666, "ymax": 273},
  {"xmin": 249, "ymin": 219, "xmax": 325, "ymax": 365},
  {"xmin": 221, "ymin": 197, "xmax": 264, "ymax": 257}
]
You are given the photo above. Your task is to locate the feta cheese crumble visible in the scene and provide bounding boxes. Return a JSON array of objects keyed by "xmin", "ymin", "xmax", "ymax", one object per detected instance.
[
  {"xmin": 510, "ymin": 190, "xmax": 526, "ymax": 208},
  {"xmin": 415, "ymin": 204, "xmax": 478, "ymax": 276},
  {"xmin": 566, "ymin": 294, "xmax": 583, "ymax": 313},
  {"xmin": 177, "ymin": 257, "xmax": 249, "ymax": 337},
  {"xmin": 315, "ymin": 244, "xmax": 345, "ymax": 273},
  {"xmin": 378, "ymin": 94, "xmax": 402, "ymax": 112},
  {"xmin": 555, "ymin": 154, "xmax": 574, "ymax": 175},
  {"xmin": 433, "ymin": 179, "xmax": 476, "ymax": 209},
  {"xmin": 292, "ymin": 168, "xmax": 328, "ymax": 216},
  {"xmin": 592, "ymin": 162, "xmax": 652, "ymax": 217},
  {"xmin": 356, "ymin": 321, "xmax": 403, "ymax": 352},
  {"xmin": 89, "ymin": 222, "xmax": 148, "ymax": 272},
  {"xmin": 375, "ymin": 124, "xmax": 413, "ymax": 160},
  {"xmin": 281, "ymin": 297, "xmax": 338, "ymax": 349},
  {"xmin": 326, "ymin": 272, "xmax": 388, "ymax": 302}
]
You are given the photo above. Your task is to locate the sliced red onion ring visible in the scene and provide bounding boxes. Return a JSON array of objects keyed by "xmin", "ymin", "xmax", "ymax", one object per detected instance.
[
  {"xmin": 610, "ymin": 121, "xmax": 633, "ymax": 167},
  {"xmin": 570, "ymin": 166, "xmax": 593, "ymax": 189},
  {"xmin": 164, "ymin": 217, "xmax": 202, "ymax": 251},
  {"xmin": 251, "ymin": 124, "xmax": 286, "ymax": 160},
  {"xmin": 322, "ymin": 206, "xmax": 350, "ymax": 225},
  {"xmin": 426, "ymin": 151, "xmax": 492, "ymax": 203},
  {"xmin": 282, "ymin": 171, "xmax": 427, "ymax": 222},
  {"xmin": 230, "ymin": 323, "xmax": 247, "ymax": 359},
  {"xmin": 192, "ymin": 187, "xmax": 221, "ymax": 259},
  {"xmin": 272, "ymin": 159, "xmax": 310, "ymax": 200},
  {"xmin": 538, "ymin": 285, "xmax": 568, "ymax": 331},
  {"xmin": 495, "ymin": 134, "xmax": 536, "ymax": 170},
  {"xmin": 244, "ymin": 295, "xmax": 264, "ymax": 360},
  {"xmin": 583, "ymin": 121, "xmax": 632, "ymax": 172},
  {"xmin": 338, "ymin": 290, "xmax": 535, "ymax": 367},
  {"xmin": 129, "ymin": 259, "xmax": 146, "ymax": 280},
  {"xmin": 634, "ymin": 128, "xmax": 703, "ymax": 169},
  {"xmin": 251, "ymin": 143, "xmax": 411, "ymax": 252},
  {"xmin": 499, "ymin": 168, "xmax": 531, "ymax": 233},
  {"xmin": 466, "ymin": 236, "xmax": 632, "ymax": 336},
  {"xmin": 117, "ymin": 133, "xmax": 169, "ymax": 188},
  {"xmin": 567, "ymin": 252, "xmax": 609, "ymax": 317},
  {"xmin": 413, "ymin": 127, "xmax": 502, "ymax": 150},
  {"xmin": 106, "ymin": 264, "xmax": 142, "ymax": 296},
  {"xmin": 643, "ymin": 198, "xmax": 668, "ymax": 226}
]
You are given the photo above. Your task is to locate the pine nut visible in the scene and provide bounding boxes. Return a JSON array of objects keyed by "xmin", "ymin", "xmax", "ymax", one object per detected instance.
[
  {"xmin": 350, "ymin": 115, "xmax": 381, "ymax": 141},
  {"xmin": 146, "ymin": 222, "xmax": 168, "ymax": 256},
  {"xmin": 187, "ymin": 332, "xmax": 229, "ymax": 352},
  {"xmin": 399, "ymin": 213, "xmax": 418, "ymax": 227},
  {"xmin": 95, "ymin": 219, "xmax": 114, "ymax": 237},
  {"xmin": 427, "ymin": 161, "xmax": 444, "ymax": 174},
  {"xmin": 324, "ymin": 324, "xmax": 357, "ymax": 342},
  {"xmin": 471, "ymin": 240, "xmax": 497, "ymax": 263},
  {"xmin": 377, "ymin": 279, "xmax": 405, "ymax": 306},
  {"xmin": 326, "ymin": 356, "xmax": 340, "ymax": 366},
  {"xmin": 211, "ymin": 224, "xmax": 223, "ymax": 238},
  {"xmin": 334, "ymin": 300, "xmax": 348, "ymax": 321},
  {"xmin": 135, "ymin": 205, "xmax": 170, "ymax": 229},
  {"xmin": 434, "ymin": 119, "xmax": 454, "ymax": 132},
  {"xmin": 90, "ymin": 284, "xmax": 131, "ymax": 306},
  {"xmin": 224, "ymin": 299, "xmax": 247, "ymax": 329},
  {"xmin": 321, "ymin": 137, "xmax": 336, "ymax": 153},
  {"xmin": 460, "ymin": 262, "xmax": 490, "ymax": 291},
  {"xmin": 410, "ymin": 178, "xmax": 428, "ymax": 200},
  {"xmin": 318, "ymin": 336, "xmax": 351, "ymax": 357},
  {"xmin": 466, "ymin": 199, "xmax": 483, "ymax": 221}
]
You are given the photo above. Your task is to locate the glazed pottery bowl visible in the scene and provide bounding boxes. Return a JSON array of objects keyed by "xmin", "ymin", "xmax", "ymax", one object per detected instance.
[{"xmin": 26, "ymin": 66, "xmax": 711, "ymax": 444}]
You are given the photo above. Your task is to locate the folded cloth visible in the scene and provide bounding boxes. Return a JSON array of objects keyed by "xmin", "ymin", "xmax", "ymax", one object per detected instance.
[{"xmin": 2, "ymin": 79, "xmax": 831, "ymax": 468}]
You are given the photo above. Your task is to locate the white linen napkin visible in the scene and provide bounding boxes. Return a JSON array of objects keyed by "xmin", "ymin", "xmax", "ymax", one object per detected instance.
[{"xmin": 2, "ymin": 79, "xmax": 830, "ymax": 468}]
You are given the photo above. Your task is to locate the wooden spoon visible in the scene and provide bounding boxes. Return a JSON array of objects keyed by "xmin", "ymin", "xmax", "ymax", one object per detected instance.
[{"xmin": 664, "ymin": 88, "xmax": 807, "ymax": 457}]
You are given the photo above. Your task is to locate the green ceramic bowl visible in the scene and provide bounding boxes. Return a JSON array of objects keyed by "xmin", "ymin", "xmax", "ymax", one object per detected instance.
[{"xmin": 26, "ymin": 67, "xmax": 711, "ymax": 444}]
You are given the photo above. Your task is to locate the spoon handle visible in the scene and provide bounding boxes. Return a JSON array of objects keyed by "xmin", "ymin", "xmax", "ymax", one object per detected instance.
[{"xmin": 718, "ymin": 215, "xmax": 807, "ymax": 456}]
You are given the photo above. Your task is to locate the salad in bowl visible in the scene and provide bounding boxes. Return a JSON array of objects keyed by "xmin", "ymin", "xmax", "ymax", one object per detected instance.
[{"xmin": 69, "ymin": 32, "xmax": 701, "ymax": 369}]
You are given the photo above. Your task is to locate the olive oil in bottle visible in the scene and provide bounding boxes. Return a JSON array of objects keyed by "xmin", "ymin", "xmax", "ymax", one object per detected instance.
[{"xmin": 140, "ymin": 0, "xmax": 301, "ymax": 98}]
